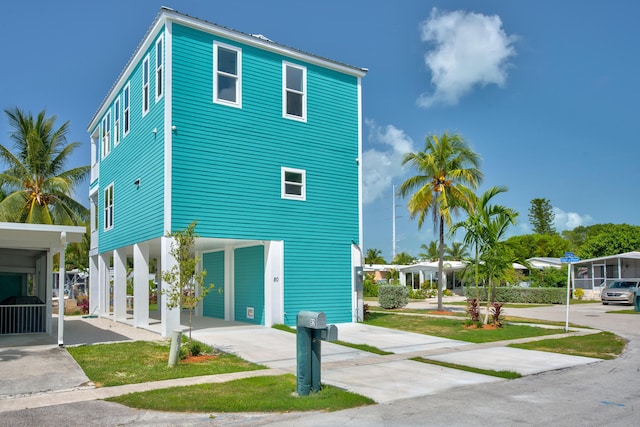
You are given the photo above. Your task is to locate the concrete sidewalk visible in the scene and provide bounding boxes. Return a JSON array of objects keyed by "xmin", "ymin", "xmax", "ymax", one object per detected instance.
[{"xmin": 0, "ymin": 308, "xmax": 603, "ymax": 411}]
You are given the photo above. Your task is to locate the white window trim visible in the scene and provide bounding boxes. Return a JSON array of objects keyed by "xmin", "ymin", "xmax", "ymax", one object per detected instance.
[
  {"xmin": 104, "ymin": 183, "xmax": 114, "ymax": 231},
  {"xmin": 282, "ymin": 62, "xmax": 307, "ymax": 122},
  {"xmin": 113, "ymin": 97, "xmax": 121, "ymax": 146},
  {"xmin": 281, "ymin": 167, "xmax": 306, "ymax": 201},
  {"xmin": 155, "ymin": 35, "xmax": 164, "ymax": 102},
  {"xmin": 101, "ymin": 111, "xmax": 111, "ymax": 159},
  {"xmin": 142, "ymin": 55, "xmax": 150, "ymax": 116},
  {"xmin": 123, "ymin": 83, "xmax": 130, "ymax": 137},
  {"xmin": 213, "ymin": 42, "xmax": 242, "ymax": 108}
]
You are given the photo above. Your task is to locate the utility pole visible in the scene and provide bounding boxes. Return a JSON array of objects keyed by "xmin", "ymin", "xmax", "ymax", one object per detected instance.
[{"xmin": 392, "ymin": 185, "xmax": 402, "ymax": 260}]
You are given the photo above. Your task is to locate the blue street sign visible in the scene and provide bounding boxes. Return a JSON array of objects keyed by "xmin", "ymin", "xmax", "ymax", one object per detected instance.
[
  {"xmin": 564, "ymin": 252, "xmax": 575, "ymax": 258},
  {"xmin": 560, "ymin": 256, "xmax": 580, "ymax": 263}
]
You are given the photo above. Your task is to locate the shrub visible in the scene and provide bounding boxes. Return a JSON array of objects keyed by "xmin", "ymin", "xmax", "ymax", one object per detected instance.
[
  {"xmin": 180, "ymin": 339, "xmax": 213, "ymax": 359},
  {"xmin": 574, "ymin": 288, "xmax": 585, "ymax": 300},
  {"xmin": 463, "ymin": 287, "xmax": 567, "ymax": 304},
  {"xmin": 443, "ymin": 289, "xmax": 453, "ymax": 297},
  {"xmin": 363, "ymin": 274, "xmax": 379, "ymax": 297},
  {"xmin": 77, "ymin": 298, "xmax": 89, "ymax": 314},
  {"xmin": 490, "ymin": 302, "xmax": 505, "ymax": 327},
  {"xmin": 408, "ymin": 288, "xmax": 427, "ymax": 299},
  {"xmin": 378, "ymin": 285, "xmax": 408, "ymax": 309},
  {"xmin": 362, "ymin": 303, "xmax": 370, "ymax": 321},
  {"xmin": 466, "ymin": 298, "xmax": 481, "ymax": 322}
]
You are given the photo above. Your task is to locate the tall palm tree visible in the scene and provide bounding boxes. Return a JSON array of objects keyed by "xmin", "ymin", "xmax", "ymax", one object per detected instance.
[
  {"xmin": 450, "ymin": 186, "xmax": 513, "ymax": 300},
  {"xmin": 445, "ymin": 241, "xmax": 469, "ymax": 261},
  {"xmin": 399, "ymin": 133, "xmax": 482, "ymax": 310},
  {"xmin": 0, "ymin": 108, "xmax": 89, "ymax": 224},
  {"xmin": 392, "ymin": 251, "xmax": 415, "ymax": 265},
  {"xmin": 419, "ymin": 241, "xmax": 440, "ymax": 261},
  {"xmin": 365, "ymin": 248, "xmax": 386, "ymax": 264}
]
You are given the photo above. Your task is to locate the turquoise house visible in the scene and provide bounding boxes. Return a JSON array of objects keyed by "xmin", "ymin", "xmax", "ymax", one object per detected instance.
[{"xmin": 87, "ymin": 7, "xmax": 366, "ymax": 336}]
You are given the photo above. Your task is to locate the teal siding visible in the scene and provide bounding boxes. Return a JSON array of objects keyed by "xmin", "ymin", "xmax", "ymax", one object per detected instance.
[
  {"xmin": 95, "ymin": 29, "xmax": 166, "ymax": 253},
  {"xmin": 234, "ymin": 246, "xmax": 264, "ymax": 325},
  {"xmin": 202, "ymin": 251, "xmax": 225, "ymax": 319},
  {"xmin": 171, "ymin": 24, "xmax": 359, "ymax": 324}
]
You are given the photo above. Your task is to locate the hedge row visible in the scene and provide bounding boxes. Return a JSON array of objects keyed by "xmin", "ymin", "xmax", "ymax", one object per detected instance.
[{"xmin": 463, "ymin": 287, "xmax": 567, "ymax": 304}]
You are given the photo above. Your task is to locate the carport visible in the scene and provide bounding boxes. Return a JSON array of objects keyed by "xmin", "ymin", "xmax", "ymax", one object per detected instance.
[
  {"xmin": 573, "ymin": 251, "xmax": 640, "ymax": 291},
  {"xmin": 0, "ymin": 222, "xmax": 85, "ymax": 344}
]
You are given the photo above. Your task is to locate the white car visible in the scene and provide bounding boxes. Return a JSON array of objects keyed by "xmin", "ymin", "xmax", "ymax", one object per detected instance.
[{"xmin": 601, "ymin": 280, "xmax": 640, "ymax": 305}]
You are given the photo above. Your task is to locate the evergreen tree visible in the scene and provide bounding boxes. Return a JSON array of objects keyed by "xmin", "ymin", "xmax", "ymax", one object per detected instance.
[{"xmin": 528, "ymin": 198, "xmax": 555, "ymax": 235}]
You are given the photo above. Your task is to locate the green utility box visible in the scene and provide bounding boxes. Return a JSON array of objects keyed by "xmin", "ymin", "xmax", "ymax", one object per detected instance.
[
  {"xmin": 634, "ymin": 289, "xmax": 640, "ymax": 312},
  {"xmin": 296, "ymin": 310, "xmax": 338, "ymax": 396}
]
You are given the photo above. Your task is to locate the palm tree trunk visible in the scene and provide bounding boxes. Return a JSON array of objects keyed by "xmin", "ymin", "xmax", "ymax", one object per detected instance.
[
  {"xmin": 474, "ymin": 244, "xmax": 479, "ymax": 301},
  {"xmin": 438, "ymin": 215, "xmax": 445, "ymax": 311}
]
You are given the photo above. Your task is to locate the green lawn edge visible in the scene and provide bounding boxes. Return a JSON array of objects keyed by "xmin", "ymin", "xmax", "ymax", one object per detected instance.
[{"xmin": 411, "ymin": 357, "xmax": 521, "ymax": 379}]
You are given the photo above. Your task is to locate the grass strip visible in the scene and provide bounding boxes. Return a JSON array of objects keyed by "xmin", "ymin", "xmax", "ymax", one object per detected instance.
[
  {"xmin": 272, "ymin": 324, "xmax": 392, "ymax": 355},
  {"xmin": 411, "ymin": 357, "xmax": 521, "ymax": 379},
  {"xmin": 106, "ymin": 374, "xmax": 374, "ymax": 412},
  {"xmin": 510, "ymin": 331, "xmax": 626, "ymax": 360},
  {"xmin": 364, "ymin": 312, "xmax": 562, "ymax": 343},
  {"xmin": 68, "ymin": 341, "xmax": 264, "ymax": 387},
  {"xmin": 606, "ymin": 309, "xmax": 640, "ymax": 315}
]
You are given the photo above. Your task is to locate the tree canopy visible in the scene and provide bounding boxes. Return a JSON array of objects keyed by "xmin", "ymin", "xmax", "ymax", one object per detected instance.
[
  {"xmin": 0, "ymin": 108, "xmax": 89, "ymax": 224},
  {"xmin": 528, "ymin": 198, "xmax": 555, "ymax": 235}
]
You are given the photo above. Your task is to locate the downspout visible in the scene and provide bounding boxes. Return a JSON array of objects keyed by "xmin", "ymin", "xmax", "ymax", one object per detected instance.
[{"xmin": 58, "ymin": 231, "xmax": 67, "ymax": 347}]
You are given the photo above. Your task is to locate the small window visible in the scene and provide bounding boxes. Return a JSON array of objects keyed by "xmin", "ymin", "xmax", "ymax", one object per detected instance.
[
  {"xmin": 104, "ymin": 184, "xmax": 114, "ymax": 230},
  {"xmin": 281, "ymin": 167, "xmax": 306, "ymax": 200},
  {"xmin": 113, "ymin": 97, "xmax": 120, "ymax": 146},
  {"xmin": 283, "ymin": 62, "xmax": 306, "ymax": 121},
  {"xmin": 123, "ymin": 83, "xmax": 130, "ymax": 136},
  {"xmin": 213, "ymin": 43, "xmax": 242, "ymax": 107},
  {"xmin": 101, "ymin": 112, "xmax": 111, "ymax": 158},
  {"xmin": 142, "ymin": 55, "xmax": 150, "ymax": 115},
  {"xmin": 156, "ymin": 36, "xmax": 163, "ymax": 101}
]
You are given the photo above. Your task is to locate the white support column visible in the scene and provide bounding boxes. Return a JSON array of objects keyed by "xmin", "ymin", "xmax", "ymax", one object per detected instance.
[
  {"xmin": 57, "ymin": 232, "xmax": 67, "ymax": 346},
  {"xmin": 89, "ymin": 255, "xmax": 99, "ymax": 316},
  {"xmin": 98, "ymin": 253, "xmax": 110, "ymax": 316},
  {"xmin": 113, "ymin": 248, "xmax": 127, "ymax": 321},
  {"xmin": 46, "ymin": 251, "xmax": 54, "ymax": 335},
  {"xmin": 133, "ymin": 242, "xmax": 149, "ymax": 327},
  {"xmin": 264, "ymin": 241, "xmax": 284, "ymax": 326},
  {"xmin": 224, "ymin": 246, "xmax": 234, "ymax": 321},
  {"xmin": 160, "ymin": 236, "xmax": 180, "ymax": 336}
]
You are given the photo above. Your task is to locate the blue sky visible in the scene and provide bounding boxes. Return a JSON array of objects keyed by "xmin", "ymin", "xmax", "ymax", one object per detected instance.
[{"xmin": 2, "ymin": 1, "xmax": 639, "ymax": 261}]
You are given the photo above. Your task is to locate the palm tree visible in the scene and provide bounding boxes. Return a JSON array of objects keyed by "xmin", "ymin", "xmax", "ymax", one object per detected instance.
[
  {"xmin": 445, "ymin": 242, "xmax": 469, "ymax": 261},
  {"xmin": 419, "ymin": 241, "xmax": 440, "ymax": 261},
  {"xmin": 391, "ymin": 251, "xmax": 415, "ymax": 265},
  {"xmin": 399, "ymin": 133, "xmax": 482, "ymax": 311},
  {"xmin": 365, "ymin": 248, "xmax": 386, "ymax": 264},
  {"xmin": 450, "ymin": 186, "xmax": 513, "ymax": 300},
  {"xmin": 0, "ymin": 108, "xmax": 89, "ymax": 224}
]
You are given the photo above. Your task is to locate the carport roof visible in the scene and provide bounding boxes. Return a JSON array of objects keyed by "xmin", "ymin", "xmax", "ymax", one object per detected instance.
[
  {"xmin": 572, "ymin": 251, "xmax": 640, "ymax": 265},
  {"xmin": 0, "ymin": 222, "xmax": 85, "ymax": 252}
]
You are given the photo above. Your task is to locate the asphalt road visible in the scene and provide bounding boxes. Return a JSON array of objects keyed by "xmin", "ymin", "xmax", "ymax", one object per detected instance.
[{"xmin": 2, "ymin": 303, "xmax": 638, "ymax": 426}]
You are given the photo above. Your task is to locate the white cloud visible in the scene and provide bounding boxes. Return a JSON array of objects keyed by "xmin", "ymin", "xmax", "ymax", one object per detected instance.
[
  {"xmin": 363, "ymin": 119, "xmax": 415, "ymax": 204},
  {"xmin": 417, "ymin": 8, "xmax": 517, "ymax": 108},
  {"xmin": 553, "ymin": 207, "xmax": 593, "ymax": 231}
]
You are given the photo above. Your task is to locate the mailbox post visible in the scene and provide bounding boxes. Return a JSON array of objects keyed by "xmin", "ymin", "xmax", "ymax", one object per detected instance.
[
  {"xmin": 296, "ymin": 311, "xmax": 338, "ymax": 395},
  {"xmin": 634, "ymin": 289, "xmax": 640, "ymax": 312}
]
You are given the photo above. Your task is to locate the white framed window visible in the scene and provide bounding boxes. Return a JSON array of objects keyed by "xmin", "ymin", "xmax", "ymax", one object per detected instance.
[
  {"xmin": 281, "ymin": 167, "xmax": 306, "ymax": 201},
  {"xmin": 123, "ymin": 83, "xmax": 130, "ymax": 136},
  {"xmin": 155, "ymin": 35, "xmax": 164, "ymax": 102},
  {"xmin": 104, "ymin": 184, "xmax": 114, "ymax": 230},
  {"xmin": 101, "ymin": 111, "xmax": 111, "ymax": 158},
  {"xmin": 113, "ymin": 97, "xmax": 120, "ymax": 146},
  {"xmin": 213, "ymin": 42, "xmax": 242, "ymax": 107},
  {"xmin": 283, "ymin": 62, "xmax": 306, "ymax": 121},
  {"xmin": 142, "ymin": 55, "xmax": 150, "ymax": 116}
]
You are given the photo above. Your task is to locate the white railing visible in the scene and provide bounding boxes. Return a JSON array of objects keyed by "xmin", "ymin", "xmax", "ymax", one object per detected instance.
[{"xmin": 0, "ymin": 304, "xmax": 46, "ymax": 334}]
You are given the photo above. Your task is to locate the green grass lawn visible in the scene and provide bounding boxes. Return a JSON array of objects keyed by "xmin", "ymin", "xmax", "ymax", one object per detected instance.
[
  {"xmin": 67, "ymin": 341, "xmax": 264, "ymax": 387},
  {"xmin": 107, "ymin": 374, "xmax": 374, "ymax": 413},
  {"xmin": 364, "ymin": 312, "xmax": 563, "ymax": 343},
  {"xmin": 510, "ymin": 331, "xmax": 626, "ymax": 359},
  {"xmin": 606, "ymin": 309, "xmax": 640, "ymax": 314}
]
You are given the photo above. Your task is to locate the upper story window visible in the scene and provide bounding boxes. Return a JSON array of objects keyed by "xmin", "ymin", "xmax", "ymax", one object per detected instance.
[
  {"xmin": 213, "ymin": 42, "xmax": 242, "ymax": 107},
  {"xmin": 281, "ymin": 167, "xmax": 306, "ymax": 201},
  {"xmin": 142, "ymin": 55, "xmax": 150, "ymax": 116},
  {"xmin": 104, "ymin": 183, "xmax": 114, "ymax": 231},
  {"xmin": 113, "ymin": 97, "xmax": 121, "ymax": 146},
  {"xmin": 155, "ymin": 35, "xmax": 163, "ymax": 101},
  {"xmin": 283, "ymin": 62, "xmax": 306, "ymax": 121},
  {"xmin": 123, "ymin": 83, "xmax": 130, "ymax": 136},
  {"xmin": 101, "ymin": 111, "xmax": 111, "ymax": 158}
]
